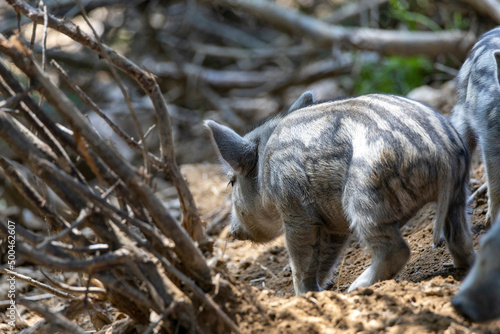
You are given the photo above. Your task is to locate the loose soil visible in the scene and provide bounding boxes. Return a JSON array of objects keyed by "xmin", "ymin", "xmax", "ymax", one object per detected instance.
[
  {"xmin": 2, "ymin": 152, "xmax": 499, "ymax": 333},
  {"xmin": 183, "ymin": 159, "xmax": 500, "ymax": 334}
]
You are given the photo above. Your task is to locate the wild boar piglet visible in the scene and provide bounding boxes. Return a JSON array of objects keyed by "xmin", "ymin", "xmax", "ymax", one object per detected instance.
[{"xmin": 206, "ymin": 91, "xmax": 475, "ymax": 295}]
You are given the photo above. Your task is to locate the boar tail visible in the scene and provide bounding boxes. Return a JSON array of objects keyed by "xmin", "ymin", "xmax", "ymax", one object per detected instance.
[{"xmin": 433, "ymin": 176, "xmax": 452, "ymax": 248}]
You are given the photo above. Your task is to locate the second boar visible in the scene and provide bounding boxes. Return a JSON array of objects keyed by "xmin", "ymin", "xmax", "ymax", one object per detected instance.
[
  {"xmin": 206, "ymin": 92, "xmax": 476, "ymax": 295},
  {"xmin": 451, "ymin": 27, "xmax": 500, "ymax": 224}
]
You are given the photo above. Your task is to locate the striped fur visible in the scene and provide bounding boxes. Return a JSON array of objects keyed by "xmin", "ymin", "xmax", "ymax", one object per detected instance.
[
  {"xmin": 206, "ymin": 92, "xmax": 475, "ymax": 295},
  {"xmin": 450, "ymin": 27, "xmax": 500, "ymax": 323},
  {"xmin": 451, "ymin": 27, "xmax": 500, "ymax": 225}
]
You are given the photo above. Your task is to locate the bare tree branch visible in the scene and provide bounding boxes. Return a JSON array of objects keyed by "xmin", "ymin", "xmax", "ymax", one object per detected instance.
[
  {"xmin": 50, "ymin": 59, "xmax": 163, "ymax": 168},
  {"xmin": 469, "ymin": 182, "xmax": 488, "ymax": 204},
  {"xmin": 75, "ymin": 0, "xmax": 151, "ymax": 178},
  {"xmin": 36, "ymin": 208, "xmax": 92, "ymax": 249},
  {"xmin": 0, "ymin": 219, "xmax": 77, "ymax": 260},
  {"xmin": 210, "ymin": 0, "xmax": 476, "ymax": 57},
  {"xmin": 5, "ymin": 0, "xmax": 206, "ymax": 242},
  {"xmin": 0, "ymin": 157, "xmax": 68, "ymax": 232},
  {"xmin": 462, "ymin": 0, "xmax": 500, "ymax": 25},
  {"xmin": 185, "ymin": 8, "xmax": 267, "ymax": 48},
  {"xmin": 0, "ymin": 33, "xmax": 211, "ymax": 288},
  {"xmin": 1, "ymin": 268, "xmax": 75, "ymax": 299},
  {"xmin": 0, "ymin": 108, "xmax": 88, "ymax": 213},
  {"xmin": 325, "ymin": 0, "xmax": 388, "ymax": 24},
  {"xmin": 20, "ymin": 242, "xmax": 130, "ymax": 272},
  {"xmin": 157, "ymin": 254, "xmax": 243, "ymax": 334},
  {"xmin": 19, "ymin": 298, "xmax": 87, "ymax": 334},
  {"xmin": 41, "ymin": 271, "xmax": 107, "ymax": 300}
]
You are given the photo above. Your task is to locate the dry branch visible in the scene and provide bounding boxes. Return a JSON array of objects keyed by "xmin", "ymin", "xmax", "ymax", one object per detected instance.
[
  {"xmin": 35, "ymin": 208, "xmax": 92, "ymax": 249},
  {"xmin": 95, "ymin": 272, "xmax": 158, "ymax": 323},
  {"xmin": 0, "ymin": 268, "xmax": 75, "ymax": 299},
  {"xmin": 0, "ymin": 108, "xmax": 121, "ymax": 248},
  {"xmin": 15, "ymin": 241, "xmax": 130, "ymax": 272},
  {"xmin": 48, "ymin": 242, "xmax": 109, "ymax": 253},
  {"xmin": 5, "ymin": 0, "xmax": 205, "ymax": 242},
  {"xmin": 50, "ymin": 60, "xmax": 163, "ymax": 168},
  {"xmin": 469, "ymin": 182, "xmax": 488, "ymax": 204},
  {"xmin": 35, "ymin": 157, "xmax": 163, "ymax": 249},
  {"xmin": 0, "ymin": 60, "xmax": 111, "ymax": 196},
  {"xmin": 325, "ymin": 0, "xmax": 388, "ymax": 24},
  {"xmin": 0, "ymin": 219, "xmax": 75, "ymax": 260},
  {"xmin": 462, "ymin": 0, "xmax": 500, "ymax": 25},
  {"xmin": 1, "ymin": 3, "xmax": 233, "ymax": 331},
  {"xmin": 45, "ymin": 164, "xmax": 240, "ymax": 330},
  {"xmin": 145, "ymin": 60, "xmax": 285, "ymax": 88},
  {"xmin": 233, "ymin": 57, "xmax": 354, "ymax": 97},
  {"xmin": 183, "ymin": 41, "xmax": 317, "ymax": 59},
  {"xmin": 19, "ymin": 298, "xmax": 87, "ymax": 334},
  {"xmin": 0, "ymin": 0, "xmax": 141, "ymax": 34},
  {"xmin": 0, "ymin": 86, "xmax": 32, "ymax": 108},
  {"xmin": 105, "ymin": 218, "xmax": 197, "ymax": 331},
  {"xmin": 0, "ymin": 157, "xmax": 68, "ymax": 232},
  {"xmin": 156, "ymin": 254, "xmax": 243, "ymax": 334},
  {"xmin": 75, "ymin": 0, "xmax": 151, "ymax": 178},
  {"xmin": 211, "ymin": 0, "xmax": 476, "ymax": 57},
  {"xmin": 0, "ymin": 108, "xmax": 88, "ymax": 213},
  {"xmin": 0, "ymin": 33, "xmax": 211, "ymax": 288},
  {"xmin": 35, "ymin": 158, "xmax": 206, "ymax": 328},
  {"xmin": 41, "ymin": 271, "xmax": 107, "ymax": 300},
  {"xmin": 186, "ymin": 9, "xmax": 267, "ymax": 49}
]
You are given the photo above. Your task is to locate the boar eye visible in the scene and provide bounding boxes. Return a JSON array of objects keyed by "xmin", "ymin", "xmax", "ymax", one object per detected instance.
[{"xmin": 227, "ymin": 176, "xmax": 236, "ymax": 188}]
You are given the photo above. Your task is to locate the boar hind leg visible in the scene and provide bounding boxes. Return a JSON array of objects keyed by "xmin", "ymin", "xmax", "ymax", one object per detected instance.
[
  {"xmin": 317, "ymin": 231, "xmax": 349, "ymax": 288},
  {"xmin": 284, "ymin": 222, "xmax": 322, "ymax": 295},
  {"xmin": 444, "ymin": 184, "xmax": 476, "ymax": 269},
  {"xmin": 348, "ymin": 222, "xmax": 410, "ymax": 293}
]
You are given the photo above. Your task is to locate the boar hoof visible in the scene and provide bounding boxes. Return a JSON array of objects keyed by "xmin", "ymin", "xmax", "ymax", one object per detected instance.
[{"xmin": 452, "ymin": 296, "xmax": 482, "ymax": 322}]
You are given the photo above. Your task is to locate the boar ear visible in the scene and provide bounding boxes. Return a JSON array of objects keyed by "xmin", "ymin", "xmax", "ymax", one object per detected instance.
[
  {"xmin": 495, "ymin": 51, "xmax": 500, "ymax": 86},
  {"xmin": 285, "ymin": 90, "xmax": 315, "ymax": 115},
  {"xmin": 204, "ymin": 120, "xmax": 257, "ymax": 174}
]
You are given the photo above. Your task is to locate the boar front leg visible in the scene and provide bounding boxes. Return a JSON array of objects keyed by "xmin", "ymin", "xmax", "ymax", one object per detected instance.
[
  {"xmin": 284, "ymin": 221, "xmax": 322, "ymax": 295},
  {"xmin": 348, "ymin": 222, "xmax": 410, "ymax": 292},
  {"xmin": 285, "ymin": 221, "xmax": 348, "ymax": 295},
  {"xmin": 317, "ymin": 231, "xmax": 349, "ymax": 288},
  {"xmin": 481, "ymin": 136, "xmax": 500, "ymax": 224},
  {"xmin": 443, "ymin": 182, "xmax": 476, "ymax": 269}
]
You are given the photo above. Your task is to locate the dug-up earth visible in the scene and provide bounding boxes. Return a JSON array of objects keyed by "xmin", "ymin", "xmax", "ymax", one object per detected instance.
[{"xmin": 182, "ymin": 160, "xmax": 500, "ymax": 334}]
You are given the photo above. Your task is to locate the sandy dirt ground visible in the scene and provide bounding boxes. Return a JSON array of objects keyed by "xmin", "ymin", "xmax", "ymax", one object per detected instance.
[{"xmin": 182, "ymin": 160, "xmax": 500, "ymax": 334}]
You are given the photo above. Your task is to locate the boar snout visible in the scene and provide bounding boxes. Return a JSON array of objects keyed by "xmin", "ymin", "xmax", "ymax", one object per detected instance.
[
  {"xmin": 452, "ymin": 289, "xmax": 500, "ymax": 323},
  {"xmin": 452, "ymin": 215, "xmax": 500, "ymax": 322},
  {"xmin": 228, "ymin": 210, "xmax": 283, "ymax": 243},
  {"xmin": 451, "ymin": 295, "xmax": 482, "ymax": 322},
  {"xmin": 228, "ymin": 220, "xmax": 251, "ymax": 240}
]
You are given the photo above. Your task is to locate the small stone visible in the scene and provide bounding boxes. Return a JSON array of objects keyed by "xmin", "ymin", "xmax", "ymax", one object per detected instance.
[
  {"xmin": 358, "ymin": 288, "xmax": 374, "ymax": 296},
  {"xmin": 366, "ymin": 319, "xmax": 385, "ymax": 331},
  {"xmin": 423, "ymin": 287, "xmax": 444, "ymax": 297}
]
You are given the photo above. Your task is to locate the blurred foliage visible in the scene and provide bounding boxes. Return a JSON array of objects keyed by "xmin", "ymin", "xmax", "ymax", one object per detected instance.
[
  {"xmin": 350, "ymin": 0, "xmax": 472, "ymax": 96},
  {"xmin": 353, "ymin": 55, "xmax": 433, "ymax": 96},
  {"xmin": 387, "ymin": 0, "xmax": 471, "ymax": 31},
  {"xmin": 448, "ymin": 11, "xmax": 471, "ymax": 30},
  {"xmin": 388, "ymin": 0, "xmax": 441, "ymax": 31}
]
